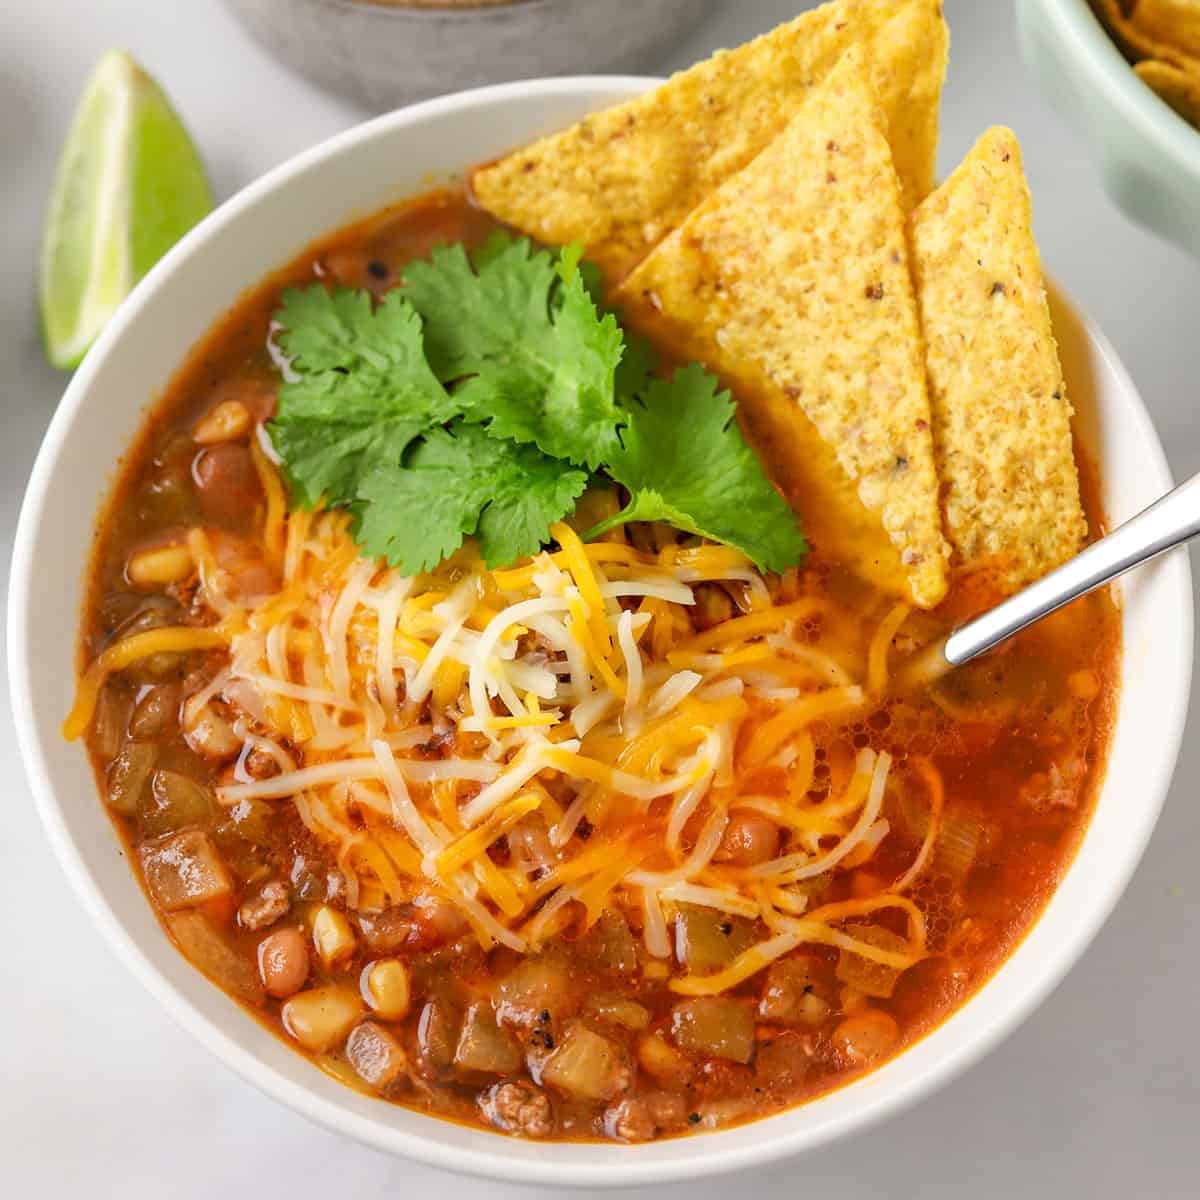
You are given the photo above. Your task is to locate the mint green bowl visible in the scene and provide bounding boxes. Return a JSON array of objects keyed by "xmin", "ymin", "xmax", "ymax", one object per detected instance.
[{"xmin": 1018, "ymin": 0, "xmax": 1200, "ymax": 255}]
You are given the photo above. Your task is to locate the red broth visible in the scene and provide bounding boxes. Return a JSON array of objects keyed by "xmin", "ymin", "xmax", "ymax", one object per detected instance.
[{"xmin": 76, "ymin": 188, "xmax": 1119, "ymax": 1142}]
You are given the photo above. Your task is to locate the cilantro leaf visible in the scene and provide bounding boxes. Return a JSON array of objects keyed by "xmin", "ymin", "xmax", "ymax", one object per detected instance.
[
  {"xmin": 401, "ymin": 236, "xmax": 624, "ymax": 468},
  {"xmin": 269, "ymin": 287, "xmax": 454, "ymax": 508},
  {"xmin": 355, "ymin": 423, "xmax": 587, "ymax": 574},
  {"xmin": 590, "ymin": 365, "xmax": 808, "ymax": 573},
  {"xmin": 575, "ymin": 255, "xmax": 656, "ymax": 399},
  {"xmin": 613, "ymin": 318, "xmax": 657, "ymax": 401},
  {"xmin": 266, "ymin": 239, "xmax": 807, "ymax": 581}
]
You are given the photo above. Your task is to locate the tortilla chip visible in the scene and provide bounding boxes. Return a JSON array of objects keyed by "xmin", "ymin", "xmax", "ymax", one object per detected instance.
[
  {"xmin": 1090, "ymin": 0, "xmax": 1200, "ymax": 70},
  {"xmin": 909, "ymin": 128, "xmax": 1087, "ymax": 591},
  {"xmin": 711, "ymin": 363, "xmax": 925, "ymax": 611},
  {"xmin": 1131, "ymin": 0, "xmax": 1200, "ymax": 59},
  {"xmin": 473, "ymin": 0, "xmax": 948, "ymax": 284},
  {"xmin": 616, "ymin": 47, "xmax": 949, "ymax": 609},
  {"xmin": 1135, "ymin": 58, "xmax": 1200, "ymax": 126}
]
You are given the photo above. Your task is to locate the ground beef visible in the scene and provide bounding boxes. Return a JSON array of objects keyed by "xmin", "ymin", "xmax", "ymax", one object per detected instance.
[
  {"xmin": 602, "ymin": 1093, "xmax": 687, "ymax": 1142},
  {"xmin": 237, "ymin": 880, "xmax": 289, "ymax": 930},
  {"xmin": 479, "ymin": 1081, "xmax": 555, "ymax": 1138}
]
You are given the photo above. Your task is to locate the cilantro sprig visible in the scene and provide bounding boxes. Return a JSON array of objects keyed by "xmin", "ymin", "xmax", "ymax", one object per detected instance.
[
  {"xmin": 267, "ymin": 234, "xmax": 806, "ymax": 576},
  {"xmin": 590, "ymin": 366, "xmax": 806, "ymax": 573},
  {"xmin": 269, "ymin": 288, "xmax": 455, "ymax": 509},
  {"xmin": 403, "ymin": 238, "xmax": 624, "ymax": 469},
  {"xmin": 357, "ymin": 425, "xmax": 588, "ymax": 574}
]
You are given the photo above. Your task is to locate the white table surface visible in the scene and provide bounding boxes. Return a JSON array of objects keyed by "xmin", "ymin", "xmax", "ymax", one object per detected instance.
[{"xmin": 3, "ymin": 1, "xmax": 1198, "ymax": 1195}]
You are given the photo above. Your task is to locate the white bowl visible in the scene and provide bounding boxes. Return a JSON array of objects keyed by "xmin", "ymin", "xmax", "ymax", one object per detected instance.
[{"xmin": 7, "ymin": 78, "xmax": 1193, "ymax": 1188}]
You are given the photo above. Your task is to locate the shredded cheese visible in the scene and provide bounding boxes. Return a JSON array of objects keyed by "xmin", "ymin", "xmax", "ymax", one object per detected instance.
[
  {"xmin": 660, "ymin": 882, "xmax": 760, "ymax": 919},
  {"xmin": 69, "ymin": 445, "xmax": 946, "ymax": 982},
  {"xmin": 751, "ymin": 751, "xmax": 891, "ymax": 880},
  {"xmin": 371, "ymin": 739, "xmax": 443, "ymax": 858},
  {"xmin": 742, "ymin": 686, "xmax": 864, "ymax": 765},
  {"xmin": 868, "ymin": 602, "xmax": 911, "ymax": 697},
  {"xmin": 250, "ymin": 433, "xmax": 287, "ymax": 566},
  {"xmin": 893, "ymin": 757, "xmax": 945, "ymax": 893},
  {"xmin": 64, "ymin": 626, "xmax": 230, "ymax": 739},
  {"xmin": 669, "ymin": 932, "xmax": 802, "ymax": 995},
  {"xmin": 432, "ymin": 793, "xmax": 541, "ymax": 878},
  {"xmin": 550, "ymin": 521, "xmax": 614, "ymax": 655}
]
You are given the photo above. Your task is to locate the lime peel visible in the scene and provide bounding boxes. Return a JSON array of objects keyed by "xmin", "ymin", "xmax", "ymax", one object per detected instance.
[{"xmin": 39, "ymin": 50, "xmax": 213, "ymax": 370}]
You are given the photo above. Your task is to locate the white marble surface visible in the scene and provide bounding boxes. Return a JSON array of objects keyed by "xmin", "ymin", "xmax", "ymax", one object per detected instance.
[{"xmin": 2, "ymin": 1, "xmax": 1198, "ymax": 1195}]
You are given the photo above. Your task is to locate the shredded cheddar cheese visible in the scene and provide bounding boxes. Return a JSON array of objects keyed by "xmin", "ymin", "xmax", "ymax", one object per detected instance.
[
  {"xmin": 69, "ymin": 438, "xmax": 944, "ymax": 995},
  {"xmin": 64, "ymin": 625, "xmax": 230, "ymax": 739}
]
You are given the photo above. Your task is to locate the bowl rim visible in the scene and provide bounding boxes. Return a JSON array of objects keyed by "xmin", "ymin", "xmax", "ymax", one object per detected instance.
[
  {"xmin": 8, "ymin": 73, "xmax": 1194, "ymax": 1187},
  {"xmin": 1038, "ymin": 0, "xmax": 1200, "ymax": 176}
]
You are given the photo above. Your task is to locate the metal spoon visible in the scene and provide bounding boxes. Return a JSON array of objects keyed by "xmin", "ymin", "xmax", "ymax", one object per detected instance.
[{"xmin": 910, "ymin": 469, "xmax": 1200, "ymax": 680}]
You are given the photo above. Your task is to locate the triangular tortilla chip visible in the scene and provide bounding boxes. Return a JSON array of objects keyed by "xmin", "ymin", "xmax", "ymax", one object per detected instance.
[
  {"xmin": 1121, "ymin": 0, "xmax": 1200, "ymax": 61},
  {"xmin": 1136, "ymin": 58, "xmax": 1200, "ymax": 127},
  {"xmin": 909, "ymin": 127, "xmax": 1086, "ymax": 590},
  {"xmin": 1091, "ymin": 0, "xmax": 1200, "ymax": 71},
  {"xmin": 615, "ymin": 47, "xmax": 949, "ymax": 609},
  {"xmin": 473, "ymin": 0, "xmax": 948, "ymax": 284}
]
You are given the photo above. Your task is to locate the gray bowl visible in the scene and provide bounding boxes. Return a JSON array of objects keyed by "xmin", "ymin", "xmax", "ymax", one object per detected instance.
[{"xmin": 222, "ymin": 0, "xmax": 716, "ymax": 112}]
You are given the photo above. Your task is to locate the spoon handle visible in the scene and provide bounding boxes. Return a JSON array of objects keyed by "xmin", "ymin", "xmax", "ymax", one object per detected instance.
[{"xmin": 944, "ymin": 469, "xmax": 1200, "ymax": 667}]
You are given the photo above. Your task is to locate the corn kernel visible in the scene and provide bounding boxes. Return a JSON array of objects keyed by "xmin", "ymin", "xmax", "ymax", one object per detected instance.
[
  {"xmin": 362, "ymin": 958, "xmax": 410, "ymax": 1021},
  {"xmin": 127, "ymin": 544, "xmax": 194, "ymax": 587},
  {"xmin": 311, "ymin": 905, "xmax": 357, "ymax": 970},
  {"xmin": 193, "ymin": 399, "xmax": 251, "ymax": 445},
  {"xmin": 281, "ymin": 985, "xmax": 363, "ymax": 1052},
  {"xmin": 432, "ymin": 659, "xmax": 466, "ymax": 710},
  {"xmin": 1067, "ymin": 669, "xmax": 1100, "ymax": 700}
]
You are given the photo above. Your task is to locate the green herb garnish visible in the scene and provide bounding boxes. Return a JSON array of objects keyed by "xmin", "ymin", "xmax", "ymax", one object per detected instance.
[
  {"xmin": 267, "ymin": 233, "xmax": 806, "ymax": 575},
  {"xmin": 269, "ymin": 287, "xmax": 456, "ymax": 509},
  {"xmin": 357, "ymin": 425, "xmax": 588, "ymax": 574},
  {"xmin": 402, "ymin": 237, "xmax": 624, "ymax": 469},
  {"xmin": 588, "ymin": 365, "xmax": 806, "ymax": 573}
]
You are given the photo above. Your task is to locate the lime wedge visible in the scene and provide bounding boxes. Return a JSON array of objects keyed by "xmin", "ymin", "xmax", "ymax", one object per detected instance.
[{"xmin": 39, "ymin": 50, "xmax": 213, "ymax": 370}]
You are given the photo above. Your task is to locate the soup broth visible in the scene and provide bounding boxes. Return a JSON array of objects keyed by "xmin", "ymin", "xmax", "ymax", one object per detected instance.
[{"xmin": 76, "ymin": 188, "xmax": 1119, "ymax": 1142}]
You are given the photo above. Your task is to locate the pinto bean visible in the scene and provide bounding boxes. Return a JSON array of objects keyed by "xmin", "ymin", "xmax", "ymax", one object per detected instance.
[
  {"xmin": 714, "ymin": 812, "xmax": 780, "ymax": 867},
  {"xmin": 690, "ymin": 583, "xmax": 735, "ymax": 631},
  {"xmin": 258, "ymin": 927, "xmax": 310, "ymax": 998},
  {"xmin": 830, "ymin": 1009, "xmax": 899, "ymax": 1068},
  {"xmin": 207, "ymin": 531, "xmax": 279, "ymax": 602},
  {"xmin": 192, "ymin": 444, "xmax": 261, "ymax": 523}
]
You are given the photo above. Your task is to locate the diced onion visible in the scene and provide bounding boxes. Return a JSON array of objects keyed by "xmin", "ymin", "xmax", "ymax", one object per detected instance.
[
  {"xmin": 669, "ymin": 932, "xmax": 802, "ymax": 996},
  {"xmin": 659, "ymin": 882, "xmax": 760, "ymax": 920}
]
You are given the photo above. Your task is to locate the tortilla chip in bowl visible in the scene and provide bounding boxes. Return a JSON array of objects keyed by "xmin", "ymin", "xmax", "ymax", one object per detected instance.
[{"xmin": 1019, "ymin": 0, "xmax": 1200, "ymax": 255}]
